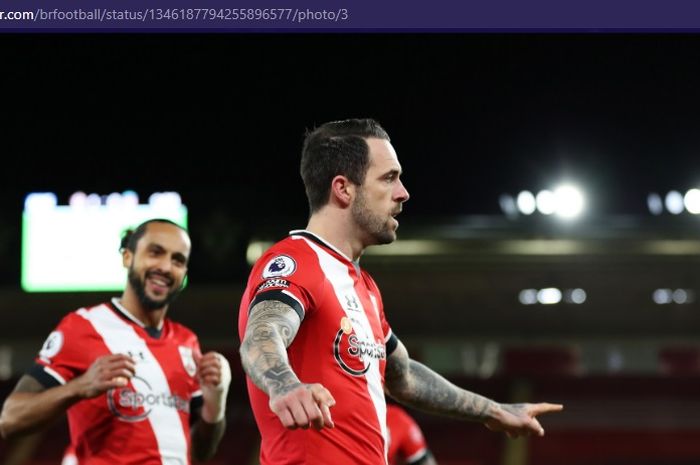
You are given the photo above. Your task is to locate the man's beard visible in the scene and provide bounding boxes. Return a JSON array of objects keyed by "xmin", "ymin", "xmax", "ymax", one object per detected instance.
[
  {"xmin": 128, "ymin": 266, "xmax": 182, "ymax": 311},
  {"xmin": 351, "ymin": 189, "xmax": 396, "ymax": 245}
]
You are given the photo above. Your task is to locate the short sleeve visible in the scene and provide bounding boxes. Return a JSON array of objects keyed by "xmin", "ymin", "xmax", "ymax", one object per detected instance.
[
  {"xmin": 247, "ymin": 249, "xmax": 322, "ymax": 322},
  {"xmin": 30, "ymin": 313, "xmax": 94, "ymax": 387}
]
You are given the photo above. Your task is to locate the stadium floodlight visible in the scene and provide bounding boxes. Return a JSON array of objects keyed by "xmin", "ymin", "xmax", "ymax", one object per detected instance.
[
  {"xmin": 565, "ymin": 288, "xmax": 587, "ymax": 304},
  {"xmin": 672, "ymin": 289, "xmax": 688, "ymax": 304},
  {"xmin": 553, "ymin": 185, "xmax": 585, "ymax": 219},
  {"xmin": 535, "ymin": 190, "xmax": 556, "ymax": 215},
  {"xmin": 537, "ymin": 287, "xmax": 562, "ymax": 304},
  {"xmin": 516, "ymin": 191, "xmax": 536, "ymax": 215},
  {"xmin": 652, "ymin": 288, "xmax": 672, "ymax": 304},
  {"xmin": 665, "ymin": 191, "xmax": 684, "ymax": 215},
  {"xmin": 520, "ymin": 287, "xmax": 586, "ymax": 305},
  {"xmin": 518, "ymin": 289, "xmax": 538, "ymax": 305},
  {"xmin": 684, "ymin": 189, "xmax": 700, "ymax": 214},
  {"xmin": 499, "ymin": 193, "xmax": 518, "ymax": 218},
  {"xmin": 647, "ymin": 193, "xmax": 663, "ymax": 215}
]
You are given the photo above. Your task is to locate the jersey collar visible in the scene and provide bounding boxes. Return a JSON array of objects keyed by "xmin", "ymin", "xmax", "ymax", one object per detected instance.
[
  {"xmin": 288, "ymin": 229, "xmax": 358, "ymax": 265},
  {"xmin": 110, "ymin": 297, "xmax": 164, "ymax": 338}
]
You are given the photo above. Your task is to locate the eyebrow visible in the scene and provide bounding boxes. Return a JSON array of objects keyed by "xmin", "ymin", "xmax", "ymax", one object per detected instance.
[
  {"xmin": 146, "ymin": 243, "xmax": 189, "ymax": 264},
  {"xmin": 382, "ymin": 168, "xmax": 401, "ymax": 178}
]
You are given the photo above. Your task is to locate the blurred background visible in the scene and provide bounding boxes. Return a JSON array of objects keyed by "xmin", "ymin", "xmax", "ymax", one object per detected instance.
[{"xmin": 2, "ymin": 34, "xmax": 700, "ymax": 464}]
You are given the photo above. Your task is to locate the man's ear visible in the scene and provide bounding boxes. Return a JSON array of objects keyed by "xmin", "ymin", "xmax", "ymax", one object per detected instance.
[
  {"xmin": 330, "ymin": 175, "xmax": 355, "ymax": 208},
  {"xmin": 122, "ymin": 249, "xmax": 133, "ymax": 269}
]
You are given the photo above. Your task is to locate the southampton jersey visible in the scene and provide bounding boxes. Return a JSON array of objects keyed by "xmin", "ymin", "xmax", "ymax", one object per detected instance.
[
  {"xmin": 31, "ymin": 299, "xmax": 203, "ymax": 465},
  {"xmin": 238, "ymin": 230, "xmax": 398, "ymax": 465},
  {"xmin": 386, "ymin": 405, "xmax": 429, "ymax": 465}
]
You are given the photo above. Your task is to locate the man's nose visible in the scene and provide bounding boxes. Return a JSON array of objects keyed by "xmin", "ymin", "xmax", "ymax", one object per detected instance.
[{"xmin": 395, "ymin": 180, "xmax": 410, "ymax": 202}]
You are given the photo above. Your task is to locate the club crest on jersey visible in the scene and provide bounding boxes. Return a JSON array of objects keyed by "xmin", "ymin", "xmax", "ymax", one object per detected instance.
[
  {"xmin": 334, "ymin": 317, "xmax": 386, "ymax": 377},
  {"xmin": 107, "ymin": 375, "xmax": 190, "ymax": 422},
  {"xmin": 262, "ymin": 255, "xmax": 297, "ymax": 279},
  {"xmin": 179, "ymin": 346, "xmax": 197, "ymax": 377},
  {"xmin": 39, "ymin": 331, "xmax": 63, "ymax": 361}
]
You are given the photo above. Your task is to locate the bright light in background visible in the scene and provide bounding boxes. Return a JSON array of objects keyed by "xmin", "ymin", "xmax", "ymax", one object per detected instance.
[
  {"xmin": 22, "ymin": 191, "xmax": 187, "ymax": 292},
  {"xmin": 520, "ymin": 287, "xmax": 586, "ymax": 306},
  {"xmin": 536, "ymin": 190, "xmax": 556, "ymax": 215},
  {"xmin": 665, "ymin": 191, "xmax": 684, "ymax": 215},
  {"xmin": 516, "ymin": 191, "xmax": 536, "ymax": 215},
  {"xmin": 537, "ymin": 287, "xmax": 562, "ymax": 304},
  {"xmin": 565, "ymin": 288, "xmax": 587, "ymax": 304},
  {"xmin": 684, "ymin": 189, "xmax": 700, "ymax": 214},
  {"xmin": 508, "ymin": 186, "xmax": 586, "ymax": 218},
  {"xmin": 518, "ymin": 289, "xmax": 538, "ymax": 305},
  {"xmin": 672, "ymin": 288, "xmax": 688, "ymax": 304},
  {"xmin": 553, "ymin": 185, "xmax": 585, "ymax": 218},
  {"xmin": 653, "ymin": 288, "xmax": 672, "ymax": 304},
  {"xmin": 653, "ymin": 288, "xmax": 695, "ymax": 305},
  {"xmin": 647, "ymin": 193, "xmax": 663, "ymax": 215},
  {"xmin": 499, "ymin": 194, "xmax": 518, "ymax": 218}
]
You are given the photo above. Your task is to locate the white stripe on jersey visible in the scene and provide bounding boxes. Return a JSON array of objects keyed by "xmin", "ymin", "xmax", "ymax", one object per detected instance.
[
  {"xmin": 300, "ymin": 237, "xmax": 389, "ymax": 464},
  {"xmin": 405, "ymin": 447, "xmax": 428, "ymax": 464},
  {"xmin": 281, "ymin": 289, "xmax": 306, "ymax": 315},
  {"xmin": 77, "ymin": 305, "xmax": 189, "ymax": 465}
]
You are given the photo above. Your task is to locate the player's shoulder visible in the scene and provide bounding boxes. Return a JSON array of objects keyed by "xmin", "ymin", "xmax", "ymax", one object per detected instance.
[
  {"xmin": 254, "ymin": 234, "xmax": 320, "ymax": 277},
  {"xmin": 360, "ymin": 268, "xmax": 379, "ymax": 285},
  {"xmin": 165, "ymin": 319, "xmax": 199, "ymax": 344},
  {"xmin": 267, "ymin": 233, "xmax": 318, "ymax": 259},
  {"xmin": 57, "ymin": 301, "xmax": 111, "ymax": 328}
]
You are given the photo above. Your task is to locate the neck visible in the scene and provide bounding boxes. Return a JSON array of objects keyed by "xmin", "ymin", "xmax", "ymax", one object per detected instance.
[
  {"xmin": 119, "ymin": 288, "xmax": 167, "ymax": 328},
  {"xmin": 306, "ymin": 209, "xmax": 365, "ymax": 261}
]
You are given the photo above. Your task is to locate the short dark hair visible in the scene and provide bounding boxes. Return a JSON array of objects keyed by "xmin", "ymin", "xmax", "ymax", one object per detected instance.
[
  {"xmin": 300, "ymin": 118, "xmax": 390, "ymax": 213},
  {"xmin": 120, "ymin": 219, "xmax": 188, "ymax": 252}
]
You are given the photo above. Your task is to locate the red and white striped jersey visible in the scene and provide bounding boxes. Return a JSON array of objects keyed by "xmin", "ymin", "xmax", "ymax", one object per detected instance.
[
  {"xmin": 386, "ymin": 404, "xmax": 429, "ymax": 465},
  {"xmin": 239, "ymin": 230, "xmax": 398, "ymax": 465},
  {"xmin": 31, "ymin": 299, "xmax": 203, "ymax": 465}
]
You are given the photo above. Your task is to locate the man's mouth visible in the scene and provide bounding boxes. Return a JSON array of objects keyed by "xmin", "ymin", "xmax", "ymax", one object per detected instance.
[{"xmin": 146, "ymin": 273, "xmax": 173, "ymax": 292}]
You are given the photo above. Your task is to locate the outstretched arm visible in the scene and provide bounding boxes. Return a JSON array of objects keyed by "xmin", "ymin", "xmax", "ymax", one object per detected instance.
[
  {"xmin": 239, "ymin": 300, "xmax": 335, "ymax": 430},
  {"xmin": 0, "ymin": 354, "xmax": 135, "ymax": 439},
  {"xmin": 384, "ymin": 341, "xmax": 562, "ymax": 438}
]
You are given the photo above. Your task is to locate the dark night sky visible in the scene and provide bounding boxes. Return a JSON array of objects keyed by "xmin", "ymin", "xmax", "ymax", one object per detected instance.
[{"xmin": 3, "ymin": 34, "xmax": 700, "ymax": 220}]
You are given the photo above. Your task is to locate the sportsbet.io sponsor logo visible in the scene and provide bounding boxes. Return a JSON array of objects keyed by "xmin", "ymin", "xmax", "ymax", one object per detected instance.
[
  {"xmin": 262, "ymin": 255, "xmax": 297, "ymax": 279},
  {"xmin": 107, "ymin": 376, "xmax": 189, "ymax": 422},
  {"xmin": 334, "ymin": 317, "xmax": 386, "ymax": 376}
]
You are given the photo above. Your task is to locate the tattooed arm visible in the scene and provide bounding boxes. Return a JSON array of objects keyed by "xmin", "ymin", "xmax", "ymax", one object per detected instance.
[
  {"xmin": 239, "ymin": 299, "xmax": 335, "ymax": 430},
  {"xmin": 384, "ymin": 341, "xmax": 562, "ymax": 438}
]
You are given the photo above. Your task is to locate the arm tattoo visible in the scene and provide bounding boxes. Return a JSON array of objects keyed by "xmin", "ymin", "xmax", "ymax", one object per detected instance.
[
  {"xmin": 240, "ymin": 300, "xmax": 302, "ymax": 397},
  {"xmin": 385, "ymin": 343, "xmax": 496, "ymax": 422}
]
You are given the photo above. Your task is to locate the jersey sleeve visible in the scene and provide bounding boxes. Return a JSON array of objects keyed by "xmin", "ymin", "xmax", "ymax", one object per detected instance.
[
  {"xmin": 29, "ymin": 312, "xmax": 93, "ymax": 388},
  {"xmin": 246, "ymin": 248, "xmax": 321, "ymax": 322}
]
